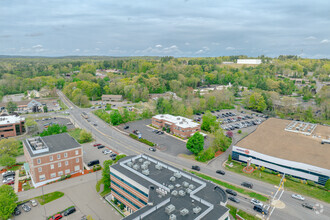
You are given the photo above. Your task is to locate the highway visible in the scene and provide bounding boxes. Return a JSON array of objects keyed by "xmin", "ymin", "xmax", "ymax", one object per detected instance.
[{"xmin": 57, "ymin": 90, "xmax": 330, "ymax": 220}]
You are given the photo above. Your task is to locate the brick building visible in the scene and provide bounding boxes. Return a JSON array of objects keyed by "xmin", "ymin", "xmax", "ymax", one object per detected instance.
[
  {"xmin": 152, "ymin": 114, "xmax": 201, "ymax": 139},
  {"xmin": 108, "ymin": 154, "xmax": 229, "ymax": 220},
  {"xmin": 0, "ymin": 114, "xmax": 25, "ymax": 138},
  {"xmin": 23, "ymin": 133, "xmax": 83, "ymax": 187}
]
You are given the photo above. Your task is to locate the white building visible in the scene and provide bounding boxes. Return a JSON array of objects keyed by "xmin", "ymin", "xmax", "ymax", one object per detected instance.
[{"xmin": 237, "ymin": 59, "xmax": 262, "ymax": 65}]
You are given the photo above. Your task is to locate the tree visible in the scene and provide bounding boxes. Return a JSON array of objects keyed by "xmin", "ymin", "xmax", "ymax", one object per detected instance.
[
  {"xmin": 102, "ymin": 160, "xmax": 113, "ymax": 190},
  {"xmin": 120, "ymin": 203, "xmax": 125, "ymax": 210},
  {"xmin": 226, "ymin": 131, "xmax": 233, "ymax": 138},
  {"xmin": 110, "ymin": 110, "xmax": 123, "ymax": 125},
  {"xmin": 325, "ymin": 179, "xmax": 330, "ymax": 190},
  {"xmin": 211, "ymin": 129, "xmax": 231, "ymax": 152},
  {"xmin": 0, "ymin": 138, "xmax": 20, "ymax": 156},
  {"xmin": 201, "ymin": 111, "xmax": 218, "ymax": 132},
  {"xmin": 43, "ymin": 105, "xmax": 48, "ymax": 112},
  {"xmin": 6, "ymin": 101, "xmax": 17, "ymax": 113},
  {"xmin": 246, "ymin": 92, "xmax": 267, "ymax": 112},
  {"xmin": 40, "ymin": 124, "xmax": 67, "ymax": 137},
  {"xmin": 0, "ymin": 185, "xmax": 18, "ymax": 220},
  {"xmin": 79, "ymin": 130, "xmax": 92, "ymax": 143},
  {"xmin": 186, "ymin": 132, "xmax": 204, "ymax": 155},
  {"xmin": 0, "ymin": 154, "xmax": 16, "ymax": 167}
]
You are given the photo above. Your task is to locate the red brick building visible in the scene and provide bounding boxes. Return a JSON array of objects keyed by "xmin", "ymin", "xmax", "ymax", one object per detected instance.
[
  {"xmin": 0, "ymin": 115, "xmax": 25, "ymax": 138},
  {"xmin": 23, "ymin": 133, "xmax": 83, "ymax": 187},
  {"xmin": 152, "ymin": 114, "xmax": 201, "ymax": 139}
]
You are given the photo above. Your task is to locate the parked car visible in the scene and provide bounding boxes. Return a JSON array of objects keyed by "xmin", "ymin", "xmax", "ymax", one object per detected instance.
[
  {"xmin": 291, "ymin": 194, "xmax": 305, "ymax": 201},
  {"xmin": 241, "ymin": 181, "xmax": 253, "ymax": 189},
  {"xmin": 50, "ymin": 214, "xmax": 63, "ymax": 220},
  {"xmin": 2, "ymin": 171, "xmax": 15, "ymax": 178},
  {"xmin": 302, "ymin": 203, "xmax": 314, "ymax": 210},
  {"xmin": 30, "ymin": 199, "xmax": 38, "ymax": 207},
  {"xmin": 158, "ymin": 131, "xmax": 164, "ymax": 135},
  {"xmin": 63, "ymin": 207, "xmax": 76, "ymax": 216},
  {"xmin": 3, "ymin": 176, "xmax": 14, "ymax": 183},
  {"xmin": 22, "ymin": 204, "xmax": 31, "ymax": 212},
  {"xmin": 192, "ymin": 166, "xmax": 200, "ymax": 171},
  {"xmin": 124, "ymin": 125, "xmax": 129, "ymax": 129},
  {"xmin": 4, "ymin": 180, "xmax": 14, "ymax": 185},
  {"xmin": 87, "ymin": 160, "xmax": 100, "ymax": 166},
  {"xmin": 102, "ymin": 149, "xmax": 112, "ymax": 154},
  {"xmin": 149, "ymin": 147, "xmax": 156, "ymax": 152},
  {"xmin": 251, "ymin": 198, "xmax": 263, "ymax": 207},
  {"xmin": 97, "ymin": 145, "xmax": 105, "ymax": 149},
  {"xmin": 93, "ymin": 143, "xmax": 101, "ymax": 147},
  {"xmin": 228, "ymin": 196, "xmax": 240, "ymax": 203},
  {"xmin": 93, "ymin": 123, "xmax": 97, "ymax": 126},
  {"xmin": 253, "ymin": 205, "xmax": 268, "ymax": 215},
  {"xmin": 13, "ymin": 207, "xmax": 21, "ymax": 216},
  {"xmin": 225, "ymin": 189, "xmax": 237, "ymax": 196},
  {"xmin": 216, "ymin": 170, "xmax": 225, "ymax": 175}
]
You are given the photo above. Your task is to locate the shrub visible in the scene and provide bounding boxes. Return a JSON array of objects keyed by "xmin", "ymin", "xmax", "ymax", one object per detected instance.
[
  {"xmin": 260, "ymin": 166, "xmax": 265, "ymax": 172},
  {"xmin": 237, "ymin": 130, "xmax": 242, "ymax": 134},
  {"xmin": 196, "ymin": 148, "xmax": 215, "ymax": 162},
  {"xmin": 129, "ymin": 134, "xmax": 155, "ymax": 146},
  {"xmin": 307, "ymin": 180, "xmax": 316, "ymax": 186},
  {"xmin": 120, "ymin": 203, "xmax": 124, "ymax": 210},
  {"xmin": 263, "ymin": 169, "xmax": 272, "ymax": 174},
  {"xmin": 114, "ymin": 199, "xmax": 118, "ymax": 205},
  {"xmin": 325, "ymin": 179, "xmax": 330, "ymax": 190},
  {"xmin": 162, "ymin": 127, "xmax": 165, "ymax": 131},
  {"xmin": 290, "ymin": 177, "xmax": 301, "ymax": 183},
  {"xmin": 228, "ymin": 154, "xmax": 232, "ymax": 162},
  {"xmin": 66, "ymin": 174, "xmax": 71, "ymax": 179}
]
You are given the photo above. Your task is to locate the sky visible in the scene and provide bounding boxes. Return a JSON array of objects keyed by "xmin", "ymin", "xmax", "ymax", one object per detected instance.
[{"xmin": 0, "ymin": 0, "xmax": 330, "ymax": 58}]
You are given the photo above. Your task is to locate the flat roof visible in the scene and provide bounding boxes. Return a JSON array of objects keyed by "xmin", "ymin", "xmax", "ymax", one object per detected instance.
[
  {"xmin": 153, "ymin": 114, "xmax": 200, "ymax": 128},
  {"xmin": 112, "ymin": 155, "xmax": 228, "ymax": 220},
  {"xmin": 236, "ymin": 118, "xmax": 330, "ymax": 169},
  {"xmin": 0, "ymin": 115, "xmax": 24, "ymax": 125},
  {"xmin": 24, "ymin": 133, "xmax": 81, "ymax": 157}
]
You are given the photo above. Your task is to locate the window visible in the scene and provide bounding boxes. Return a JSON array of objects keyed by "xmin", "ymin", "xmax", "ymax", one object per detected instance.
[
  {"xmin": 50, "ymin": 156, "xmax": 53, "ymax": 161},
  {"xmin": 38, "ymin": 167, "xmax": 42, "ymax": 172},
  {"xmin": 58, "ymin": 171, "xmax": 63, "ymax": 176},
  {"xmin": 39, "ymin": 174, "xmax": 45, "ymax": 181},
  {"xmin": 51, "ymin": 173, "xmax": 56, "ymax": 178},
  {"xmin": 50, "ymin": 164, "xmax": 54, "ymax": 169},
  {"xmin": 37, "ymin": 159, "xmax": 41, "ymax": 164},
  {"xmin": 75, "ymin": 150, "xmax": 79, "ymax": 155},
  {"xmin": 64, "ymin": 153, "xmax": 68, "ymax": 158},
  {"xmin": 58, "ymin": 162, "xmax": 61, "ymax": 168},
  {"xmin": 76, "ymin": 158, "xmax": 79, "ymax": 163},
  {"xmin": 57, "ymin": 154, "xmax": 61, "ymax": 159},
  {"xmin": 74, "ymin": 165, "xmax": 80, "ymax": 171},
  {"xmin": 65, "ymin": 169, "xmax": 70, "ymax": 174},
  {"xmin": 65, "ymin": 161, "xmax": 69, "ymax": 166}
]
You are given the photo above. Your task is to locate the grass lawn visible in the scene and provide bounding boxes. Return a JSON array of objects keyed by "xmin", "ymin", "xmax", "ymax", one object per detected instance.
[
  {"xmin": 35, "ymin": 191, "xmax": 64, "ymax": 205},
  {"xmin": 100, "ymin": 188, "xmax": 111, "ymax": 197},
  {"xmin": 225, "ymin": 161, "xmax": 330, "ymax": 203},
  {"xmin": 8, "ymin": 165, "xmax": 21, "ymax": 171},
  {"xmin": 22, "ymin": 181, "xmax": 33, "ymax": 191},
  {"xmin": 68, "ymin": 128, "xmax": 82, "ymax": 141},
  {"xmin": 227, "ymin": 204, "xmax": 259, "ymax": 220},
  {"xmin": 190, "ymin": 171, "xmax": 269, "ymax": 202},
  {"xmin": 96, "ymin": 179, "xmax": 103, "ymax": 192}
]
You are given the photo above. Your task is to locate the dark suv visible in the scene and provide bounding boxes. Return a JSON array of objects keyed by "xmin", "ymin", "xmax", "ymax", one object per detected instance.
[
  {"xmin": 192, "ymin": 166, "xmax": 200, "ymax": 171},
  {"xmin": 241, "ymin": 181, "xmax": 253, "ymax": 189},
  {"xmin": 225, "ymin": 189, "xmax": 237, "ymax": 196},
  {"xmin": 87, "ymin": 160, "xmax": 100, "ymax": 166},
  {"xmin": 253, "ymin": 205, "xmax": 268, "ymax": 215},
  {"xmin": 64, "ymin": 207, "xmax": 76, "ymax": 216}
]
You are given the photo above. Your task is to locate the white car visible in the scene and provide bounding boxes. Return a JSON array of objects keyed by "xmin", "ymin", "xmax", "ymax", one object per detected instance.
[
  {"xmin": 30, "ymin": 199, "xmax": 38, "ymax": 207},
  {"xmin": 292, "ymin": 194, "xmax": 305, "ymax": 201},
  {"xmin": 251, "ymin": 198, "xmax": 263, "ymax": 207},
  {"xmin": 3, "ymin": 176, "xmax": 15, "ymax": 183},
  {"xmin": 102, "ymin": 149, "xmax": 112, "ymax": 155}
]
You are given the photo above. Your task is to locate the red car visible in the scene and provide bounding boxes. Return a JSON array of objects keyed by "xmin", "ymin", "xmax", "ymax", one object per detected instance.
[
  {"xmin": 93, "ymin": 143, "xmax": 101, "ymax": 147},
  {"xmin": 4, "ymin": 180, "xmax": 14, "ymax": 185},
  {"xmin": 50, "ymin": 214, "xmax": 62, "ymax": 220}
]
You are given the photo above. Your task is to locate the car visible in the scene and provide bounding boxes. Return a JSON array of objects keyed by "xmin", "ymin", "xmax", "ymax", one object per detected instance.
[
  {"xmin": 93, "ymin": 143, "xmax": 101, "ymax": 147},
  {"xmin": 152, "ymin": 130, "xmax": 158, "ymax": 133},
  {"xmin": 211, "ymin": 111, "xmax": 215, "ymax": 113},
  {"xmin": 97, "ymin": 145, "xmax": 105, "ymax": 149},
  {"xmin": 30, "ymin": 199, "xmax": 38, "ymax": 207},
  {"xmin": 22, "ymin": 204, "xmax": 31, "ymax": 212},
  {"xmin": 13, "ymin": 207, "xmax": 21, "ymax": 216},
  {"xmin": 149, "ymin": 147, "xmax": 156, "ymax": 152},
  {"xmin": 192, "ymin": 166, "xmax": 200, "ymax": 171},
  {"xmin": 50, "ymin": 214, "xmax": 63, "ymax": 220},
  {"xmin": 63, "ymin": 207, "xmax": 76, "ymax": 216},
  {"xmin": 158, "ymin": 131, "xmax": 164, "ymax": 135},
  {"xmin": 291, "ymin": 194, "xmax": 305, "ymax": 201},
  {"xmin": 302, "ymin": 203, "xmax": 314, "ymax": 210},
  {"xmin": 124, "ymin": 125, "xmax": 129, "ymax": 129},
  {"xmin": 87, "ymin": 160, "xmax": 100, "ymax": 166},
  {"xmin": 228, "ymin": 196, "xmax": 240, "ymax": 203},
  {"xmin": 216, "ymin": 170, "xmax": 225, "ymax": 175},
  {"xmin": 251, "ymin": 198, "xmax": 263, "ymax": 207},
  {"xmin": 102, "ymin": 149, "xmax": 112, "ymax": 154},
  {"xmin": 2, "ymin": 170, "xmax": 15, "ymax": 178},
  {"xmin": 3, "ymin": 176, "xmax": 15, "ymax": 183},
  {"xmin": 253, "ymin": 205, "xmax": 268, "ymax": 215},
  {"xmin": 225, "ymin": 189, "xmax": 237, "ymax": 196},
  {"xmin": 241, "ymin": 181, "xmax": 253, "ymax": 189},
  {"xmin": 93, "ymin": 123, "xmax": 97, "ymax": 126},
  {"xmin": 4, "ymin": 180, "xmax": 14, "ymax": 185}
]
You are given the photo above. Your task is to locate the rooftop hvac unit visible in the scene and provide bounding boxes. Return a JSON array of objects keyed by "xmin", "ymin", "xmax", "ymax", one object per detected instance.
[
  {"xmin": 189, "ymin": 184, "xmax": 195, "ymax": 190},
  {"xmin": 186, "ymin": 188, "xmax": 192, "ymax": 194},
  {"xmin": 178, "ymin": 190, "xmax": 186, "ymax": 197},
  {"xmin": 171, "ymin": 190, "xmax": 178, "ymax": 196},
  {"xmin": 175, "ymin": 183, "xmax": 181, "ymax": 188},
  {"xmin": 169, "ymin": 214, "xmax": 176, "ymax": 220},
  {"xmin": 170, "ymin": 176, "xmax": 176, "ymax": 182},
  {"xmin": 168, "ymin": 184, "xmax": 174, "ymax": 190},
  {"xmin": 193, "ymin": 206, "xmax": 202, "ymax": 214},
  {"xmin": 133, "ymin": 164, "xmax": 140, "ymax": 170},
  {"xmin": 155, "ymin": 164, "xmax": 163, "ymax": 170},
  {"xmin": 141, "ymin": 164, "xmax": 148, "ymax": 170},
  {"xmin": 139, "ymin": 158, "xmax": 143, "ymax": 163},
  {"xmin": 144, "ymin": 160, "xmax": 151, "ymax": 166},
  {"xmin": 127, "ymin": 162, "xmax": 133, "ymax": 167},
  {"xmin": 142, "ymin": 169, "xmax": 149, "ymax": 176},
  {"xmin": 183, "ymin": 181, "xmax": 189, "ymax": 187},
  {"xmin": 165, "ymin": 204, "xmax": 176, "ymax": 215},
  {"xmin": 174, "ymin": 172, "xmax": 182, "ymax": 178},
  {"xmin": 180, "ymin": 208, "xmax": 189, "ymax": 216}
]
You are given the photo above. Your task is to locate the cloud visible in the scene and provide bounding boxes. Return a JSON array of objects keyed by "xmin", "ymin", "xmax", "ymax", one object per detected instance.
[
  {"xmin": 305, "ymin": 36, "xmax": 316, "ymax": 40},
  {"xmin": 155, "ymin": 44, "xmax": 162, "ymax": 48},
  {"xmin": 184, "ymin": 42, "xmax": 190, "ymax": 46},
  {"xmin": 74, "ymin": 49, "xmax": 80, "ymax": 52},
  {"xmin": 320, "ymin": 39, "xmax": 330, "ymax": 44},
  {"xmin": 195, "ymin": 46, "xmax": 210, "ymax": 54},
  {"xmin": 32, "ymin": 44, "xmax": 43, "ymax": 49},
  {"xmin": 225, "ymin": 47, "xmax": 235, "ymax": 50}
]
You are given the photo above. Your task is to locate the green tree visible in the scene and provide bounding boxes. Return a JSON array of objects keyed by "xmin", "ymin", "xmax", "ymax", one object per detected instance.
[
  {"xmin": 110, "ymin": 110, "xmax": 123, "ymax": 125},
  {"xmin": 6, "ymin": 101, "xmax": 17, "ymax": 113},
  {"xmin": 102, "ymin": 160, "xmax": 113, "ymax": 190},
  {"xmin": 325, "ymin": 179, "xmax": 330, "ymax": 190},
  {"xmin": 43, "ymin": 105, "xmax": 48, "ymax": 112},
  {"xmin": 120, "ymin": 203, "xmax": 125, "ymax": 210},
  {"xmin": 0, "ymin": 185, "xmax": 18, "ymax": 220},
  {"xmin": 80, "ymin": 63, "xmax": 96, "ymax": 75},
  {"xmin": 0, "ymin": 138, "xmax": 20, "ymax": 156},
  {"xmin": 211, "ymin": 129, "xmax": 231, "ymax": 152},
  {"xmin": 40, "ymin": 124, "xmax": 67, "ymax": 137},
  {"xmin": 0, "ymin": 154, "xmax": 16, "ymax": 167},
  {"xmin": 79, "ymin": 130, "xmax": 92, "ymax": 143},
  {"xmin": 186, "ymin": 132, "xmax": 204, "ymax": 155},
  {"xmin": 246, "ymin": 92, "xmax": 267, "ymax": 112},
  {"xmin": 201, "ymin": 111, "xmax": 218, "ymax": 132}
]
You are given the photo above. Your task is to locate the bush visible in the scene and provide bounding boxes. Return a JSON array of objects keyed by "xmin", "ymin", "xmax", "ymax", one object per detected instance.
[
  {"xmin": 228, "ymin": 154, "xmax": 232, "ymax": 162},
  {"xmin": 196, "ymin": 148, "xmax": 215, "ymax": 162},
  {"xmin": 263, "ymin": 168, "xmax": 272, "ymax": 174},
  {"xmin": 307, "ymin": 180, "xmax": 316, "ymax": 186},
  {"xmin": 237, "ymin": 129, "xmax": 242, "ymax": 134},
  {"xmin": 114, "ymin": 199, "xmax": 118, "ymax": 205},
  {"xmin": 120, "ymin": 203, "xmax": 124, "ymax": 210},
  {"xmin": 325, "ymin": 179, "xmax": 330, "ymax": 190},
  {"xmin": 260, "ymin": 166, "xmax": 265, "ymax": 172},
  {"xmin": 93, "ymin": 164, "xmax": 102, "ymax": 171},
  {"xmin": 286, "ymin": 175, "xmax": 292, "ymax": 180},
  {"xmin": 129, "ymin": 134, "xmax": 155, "ymax": 146},
  {"xmin": 290, "ymin": 177, "xmax": 301, "ymax": 183}
]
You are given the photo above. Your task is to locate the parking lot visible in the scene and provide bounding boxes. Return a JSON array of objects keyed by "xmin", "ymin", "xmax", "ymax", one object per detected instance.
[
  {"xmin": 82, "ymin": 142, "xmax": 120, "ymax": 168},
  {"xmin": 35, "ymin": 117, "xmax": 75, "ymax": 132}
]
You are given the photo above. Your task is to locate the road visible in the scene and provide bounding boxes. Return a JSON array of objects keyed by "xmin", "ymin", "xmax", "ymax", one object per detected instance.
[{"xmin": 57, "ymin": 90, "xmax": 330, "ymax": 220}]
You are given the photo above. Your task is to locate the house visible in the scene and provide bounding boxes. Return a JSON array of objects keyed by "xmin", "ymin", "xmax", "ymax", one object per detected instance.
[
  {"xmin": 23, "ymin": 133, "xmax": 83, "ymax": 187},
  {"xmin": 27, "ymin": 90, "xmax": 40, "ymax": 99},
  {"xmin": 27, "ymin": 100, "xmax": 43, "ymax": 112},
  {"xmin": 0, "ymin": 114, "xmax": 25, "ymax": 138},
  {"xmin": 102, "ymin": 95, "xmax": 123, "ymax": 102}
]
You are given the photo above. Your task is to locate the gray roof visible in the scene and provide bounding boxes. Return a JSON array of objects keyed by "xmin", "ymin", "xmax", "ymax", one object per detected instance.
[
  {"xmin": 27, "ymin": 99, "xmax": 42, "ymax": 108},
  {"xmin": 111, "ymin": 155, "xmax": 228, "ymax": 220},
  {"xmin": 24, "ymin": 133, "xmax": 81, "ymax": 158}
]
